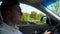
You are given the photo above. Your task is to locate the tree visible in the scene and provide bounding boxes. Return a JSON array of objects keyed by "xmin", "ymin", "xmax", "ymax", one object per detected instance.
[
  {"xmin": 51, "ymin": 1, "xmax": 60, "ymax": 16},
  {"xmin": 21, "ymin": 13, "xmax": 29, "ymax": 21},
  {"xmin": 24, "ymin": 13, "xmax": 30, "ymax": 16},
  {"xmin": 30, "ymin": 11, "xmax": 38, "ymax": 20}
]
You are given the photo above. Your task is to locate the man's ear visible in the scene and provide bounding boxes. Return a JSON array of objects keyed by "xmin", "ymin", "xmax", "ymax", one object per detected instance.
[{"xmin": 5, "ymin": 10, "xmax": 11, "ymax": 17}]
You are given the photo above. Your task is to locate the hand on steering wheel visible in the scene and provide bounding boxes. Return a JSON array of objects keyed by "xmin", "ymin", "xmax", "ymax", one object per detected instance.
[
  {"xmin": 43, "ymin": 23, "xmax": 60, "ymax": 34},
  {"xmin": 43, "ymin": 31, "xmax": 51, "ymax": 34}
]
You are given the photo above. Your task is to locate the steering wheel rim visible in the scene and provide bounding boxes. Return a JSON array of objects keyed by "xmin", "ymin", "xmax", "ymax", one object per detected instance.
[{"xmin": 51, "ymin": 23, "xmax": 60, "ymax": 34}]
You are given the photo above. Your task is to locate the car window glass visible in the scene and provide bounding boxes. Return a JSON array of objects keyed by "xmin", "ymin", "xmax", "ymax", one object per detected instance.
[{"xmin": 20, "ymin": 3, "xmax": 46, "ymax": 25}]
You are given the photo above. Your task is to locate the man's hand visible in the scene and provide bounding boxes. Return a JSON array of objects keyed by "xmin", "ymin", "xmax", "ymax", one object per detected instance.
[{"xmin": 43, "ymin": 32, "xmax": 51, "ymax": 34}]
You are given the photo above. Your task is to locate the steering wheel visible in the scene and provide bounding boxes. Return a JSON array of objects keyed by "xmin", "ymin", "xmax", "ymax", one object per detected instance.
[{"xmin": 51, "ymin": 23, "xmax": 60, "ymax": 34}]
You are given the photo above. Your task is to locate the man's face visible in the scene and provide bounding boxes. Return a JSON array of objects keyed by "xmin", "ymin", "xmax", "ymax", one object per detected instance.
[{"xmin": 10, "ymin": 5, "xmax": 22, "ymax": 24}]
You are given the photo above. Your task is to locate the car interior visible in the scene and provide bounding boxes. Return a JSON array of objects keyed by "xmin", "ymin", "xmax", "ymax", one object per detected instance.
[{"xmin": 0, "ymin": 0, "xmax": 60, "ymax": 34}]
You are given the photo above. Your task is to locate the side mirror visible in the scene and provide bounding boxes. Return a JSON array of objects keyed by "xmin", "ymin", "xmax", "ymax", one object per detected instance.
[
  {"xmin": 41, "ymin": 16, "xmax": 51, "ymax": 25},
  {"xmin": 41, "ymin": 16, "xmax": 58, "ymax": 26},
  {"xmin": 41, "ymin": 16, "xmax": 47, "ymax": 24}
]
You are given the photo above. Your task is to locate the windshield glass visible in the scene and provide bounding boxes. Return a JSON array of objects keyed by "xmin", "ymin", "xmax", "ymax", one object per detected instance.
[
  {"xmin": 47, "ymin": 1, "xmax": 60, "ymax": 17},
  {"xmin": 41, "ymin": 0, "xmax": 60, "ymax": 17}
]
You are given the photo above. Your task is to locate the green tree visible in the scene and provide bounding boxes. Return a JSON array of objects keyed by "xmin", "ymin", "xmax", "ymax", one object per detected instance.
[
  {"xmin": 51, "ymin": 1, "xmax": 60, "ymax": 12},
  {"xmin": 24, "ymin": 13, "xmax": 30, "ymax": 16},
  {"xmin": 51, "ymin": 1, "xmax": 60, "ymax": 16},
  {"xmin": 21, "ymin": 14, "xmax": 27, "ymax": 21},
  {"xmin": 21, "ymin": 13, "xmax": 29, "ymax": 21},
  {"xmin": 30, "ymin": 11, "xmax": 38, "ymax": 19}
]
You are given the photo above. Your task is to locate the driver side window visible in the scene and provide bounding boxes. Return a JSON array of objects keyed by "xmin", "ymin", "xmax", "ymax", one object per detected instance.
[{"xmin": 20, "ymin": 3, "xmax": 46, "ymax": 25}]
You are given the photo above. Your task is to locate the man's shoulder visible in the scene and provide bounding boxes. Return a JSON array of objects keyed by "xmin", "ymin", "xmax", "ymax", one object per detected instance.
[
  {"xmin": 0, "ymin": 22, "xmax": 11, "ymax": 34},
  {"xmin": 0, "ymin": 23, "xmax": 16, "ymax": 34},
  {"xmin": 0, "ymin": 22, "xmax": 7, "ymax": 34},
  {"xmin": 0, "ymin": 22, "xmax": 23, "ymax": 34}
]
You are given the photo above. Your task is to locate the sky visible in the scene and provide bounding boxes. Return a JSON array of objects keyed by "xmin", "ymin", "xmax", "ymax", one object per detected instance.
[
  {"xmin": 0, "ymin": 1, "xmax": 45, "ymax": 15},
  {"xmin": 20, "ymin": 3, "xmax": 45, "ymax": 14}
]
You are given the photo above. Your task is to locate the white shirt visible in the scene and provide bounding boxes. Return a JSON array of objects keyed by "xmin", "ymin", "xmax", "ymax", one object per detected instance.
[{"xmin": 0, "ymin": 22, "xmax": 23, "ymax": 34}]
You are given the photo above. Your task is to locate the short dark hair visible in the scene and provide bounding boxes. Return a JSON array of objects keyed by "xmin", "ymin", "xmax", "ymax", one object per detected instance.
[{"xmin": 0, "ymin": 0, "xmax": 19, "ymax": 19}]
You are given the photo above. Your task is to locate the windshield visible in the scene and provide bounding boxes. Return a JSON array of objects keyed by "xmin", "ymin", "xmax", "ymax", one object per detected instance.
[
  {"xmin": 47, "ymin": 1, "xmax": 60, "ymax": 17},
  {"xmin": 41, "ymin": 0, "xmax": 60, "ymax": 17}
]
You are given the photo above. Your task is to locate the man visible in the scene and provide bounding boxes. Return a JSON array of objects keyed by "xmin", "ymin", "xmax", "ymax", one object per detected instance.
[{"xmin": 0, "ymin": 0, "xmax": 22, "ymax": 34}]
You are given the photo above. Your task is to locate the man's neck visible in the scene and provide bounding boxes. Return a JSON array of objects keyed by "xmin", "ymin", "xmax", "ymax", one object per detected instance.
[{"xmin": 4, "ymin": 18, "xmax": 16, "ymax": 29}]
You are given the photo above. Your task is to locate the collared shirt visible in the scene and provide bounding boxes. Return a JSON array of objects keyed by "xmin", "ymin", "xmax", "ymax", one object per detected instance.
[{"xmin": 0, "ymin": 22, "xmax": 23, "ymax": 34}]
